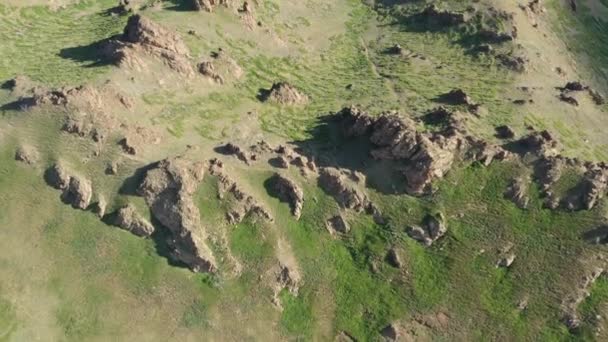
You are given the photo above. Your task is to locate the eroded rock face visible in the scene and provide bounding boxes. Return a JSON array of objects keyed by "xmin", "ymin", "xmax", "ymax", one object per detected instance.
[
  {"xmin": 318, "ymin": 167, "xmax": 370, "ymax": 212},
  {"xmin": 138, "ymin": 156, "xmax": 216, "ymax": 273},
  {"xmin": 208, "ymin": 158, "xmax": 273, "ymax": 224},
  {"xmin": 45, "ymin": 163, "xmax": 93, "ymax": 210},
  {"xmin": 114, "ymin": 204, "xmax": 155, "ymax": 237},
  {"xmin": 268, "ymin": 173, "xmax": 304, "ymax": 220},
  {"xmin": 406, "ymin": 213, "xmax": 447, "ymax": 246}
]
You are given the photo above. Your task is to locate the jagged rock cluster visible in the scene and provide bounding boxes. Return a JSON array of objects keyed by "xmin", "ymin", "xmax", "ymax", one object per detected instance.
[
  {"xmin": 208, "ymin": 158, "xmax": 273, "ymax": 224},
  {"xmin": 191, "ymin": 0, "xmax": 234, "ymax": 12},
  {"xmin": 114, "ymin": 204, "xmax": 155, "ymax": 237},
  {"xmin": 336, "ymin": 106, "xmax": 507, "ymax": 195}
]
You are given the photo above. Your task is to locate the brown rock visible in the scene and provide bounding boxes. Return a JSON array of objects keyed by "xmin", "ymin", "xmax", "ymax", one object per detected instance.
[
  {"xmin": 268, "ymin": 173, "xmax": 304, "ymax": 220},
  {"xmin": 505, "ymin": 177, "xmax": 530, "ymax": 209},
  {"xmin": 114, "ymin": 204, "xmax": 155, "ymax": 237},
  {"xmin": 263, "ymin": 82, "xmax": 309, "ymax": 105},
  {"xmin": 319, "ymin": 168, "xmax": 370, "ymax": 212},
  {"xmin": 14, "ymin": 145, "xmax": 38, "ymax": 165},
  {"xmin": 407, "ymin": 213, "xmax": 447, "ymax": 246},
  {"xmin": 138, "ymin": 156, "xmax": 216, "ymax": 272},
  {"xmin": 327, "ymin": 215, "xmax": 350, "ymax": 234}
]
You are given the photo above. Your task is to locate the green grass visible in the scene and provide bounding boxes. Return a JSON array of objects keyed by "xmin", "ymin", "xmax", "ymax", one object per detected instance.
[{"xmin": 0, "ymin": 1, "xmax": 126, "ymax": 86}]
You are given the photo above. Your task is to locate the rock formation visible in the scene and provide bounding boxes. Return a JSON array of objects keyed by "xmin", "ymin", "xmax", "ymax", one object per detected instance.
[
  {"xmin": 138, "ymin": 156, "xmax": 216, "ymax": 273},
  {"xmin": 114, "ymin": 204, "xmax": 155, "ymax": 237},
  {"xmin": 268, "ymin": 173, "xmax": 304, "ymax": 220},
  {"xmin": 45, "ymin": 163, "xmax": 93, "ymax": 210},
  {"xmin": 262, "ymin": 82, "xmax": 309, "ymax": 105},
  {"xmin": 504, "ymin": 177, "xmax": 530, "ymax": 209},
  {"xmin": 318, "ymin": 167, "xmax": 371, "ymax": 212},
  {"xmin": 208, "ymin": 159, "xmax": 272, "ymax": 224},
  {"xmin": 406, "ymin": 213, "xmax": 447, "ymax": 246},
  {"xmin": 102, "ymin": 14, "xmax": 193, "ymax": 75}
]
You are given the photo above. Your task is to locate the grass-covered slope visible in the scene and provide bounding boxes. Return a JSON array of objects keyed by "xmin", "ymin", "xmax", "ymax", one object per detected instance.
[{"xmin": 1, "ymin": 0, "xmax": 608, "ymax": 341}]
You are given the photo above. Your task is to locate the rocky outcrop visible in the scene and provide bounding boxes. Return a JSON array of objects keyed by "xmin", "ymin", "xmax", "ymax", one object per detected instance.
[
  {"xmin": 326, "ymin": 215, "xmax": 349, "ymax": 234},
  {"xmin": 518, "ymin": 130, "xmax": 559, "ymax": 156},
  {"xmin": 386, "ymin": 247, "xmax": 403, "ymax": 268},
  {"xmin": 138, "ymin": 156, "xmax": 216, "ymax": 273},
  {"xmin": 114, "ymin": 204, "xmax": 155, "ymax": 237},
  {"xmin": 192, "ymin": 0, "xmax": 234, "ymax": 12},
  {"xmin": 45, "ymin": 163, "xmax": 93, "ymax": 210},
  {"xmin": 562, "ymin": 167, "xmax": 608, "ymax": 211},
  {"xmin": 14, "ymin": 145, "xmax": 38, "ymax": 165},
  {"xmin": 341, "ymin": 107, "xmax": 475, "ymax": 194},
  {"xmin": 406, "ymin": 213, "xmax": 447, "ymax": 246},
  {"xmin": 208, "ymin": 159, "xmax": 272, "ymax": 224},
  {"xmin": 318, "ymin": 167, "xmax": 371, "ymax": 212},
  {"xmin": 262, "ymin": 82, "xmax": 309, "ymax": 105},
  {"xmin": 562, "ymin": 265, "xmax": 606, "ymax": 331},
  {"xmin": 216, "ymin": 142, "xmax": 254, "ymax": 165},
  {"xmin": 268, "ymin": 173, "xmax": 304, "ymax": 220},
  {"xmin": 101, "ymin": 15, "xmax": 193, "ymax": 75},
  {"xmin": 504, "ymin": 177, "xmax": 530, "ymax": 209}
]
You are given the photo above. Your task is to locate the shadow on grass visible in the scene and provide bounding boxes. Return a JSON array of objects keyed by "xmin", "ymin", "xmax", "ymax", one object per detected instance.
[
  {"xmin": 165, "ymin": 0, "xmax": 195, "ymax": 12},
  {"xmin": 58, "ymin": 36, "xmax": 118, "ymax": 68}
]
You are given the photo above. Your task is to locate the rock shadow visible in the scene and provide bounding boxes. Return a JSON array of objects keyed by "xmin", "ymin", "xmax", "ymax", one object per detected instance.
[
  {"xmin": 583, "ymin": 226, "xmax": 608, "ymax": 244},
  {"xmin": 58, "ymin": 36, "xmax": 118, "ymax": 68},
  {"xmin": 290, "ymin": 114, "xmax": 410, "ymax": 195}
]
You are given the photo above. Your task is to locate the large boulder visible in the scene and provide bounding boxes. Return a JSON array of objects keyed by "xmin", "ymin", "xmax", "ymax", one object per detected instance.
[
  {"xmin": 138, "ymin": 156, "xmax": 216, "ymax": 273},
  {"xmin": 114, "ymin": 204, "xmax": 155, "ymax": 237}
]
